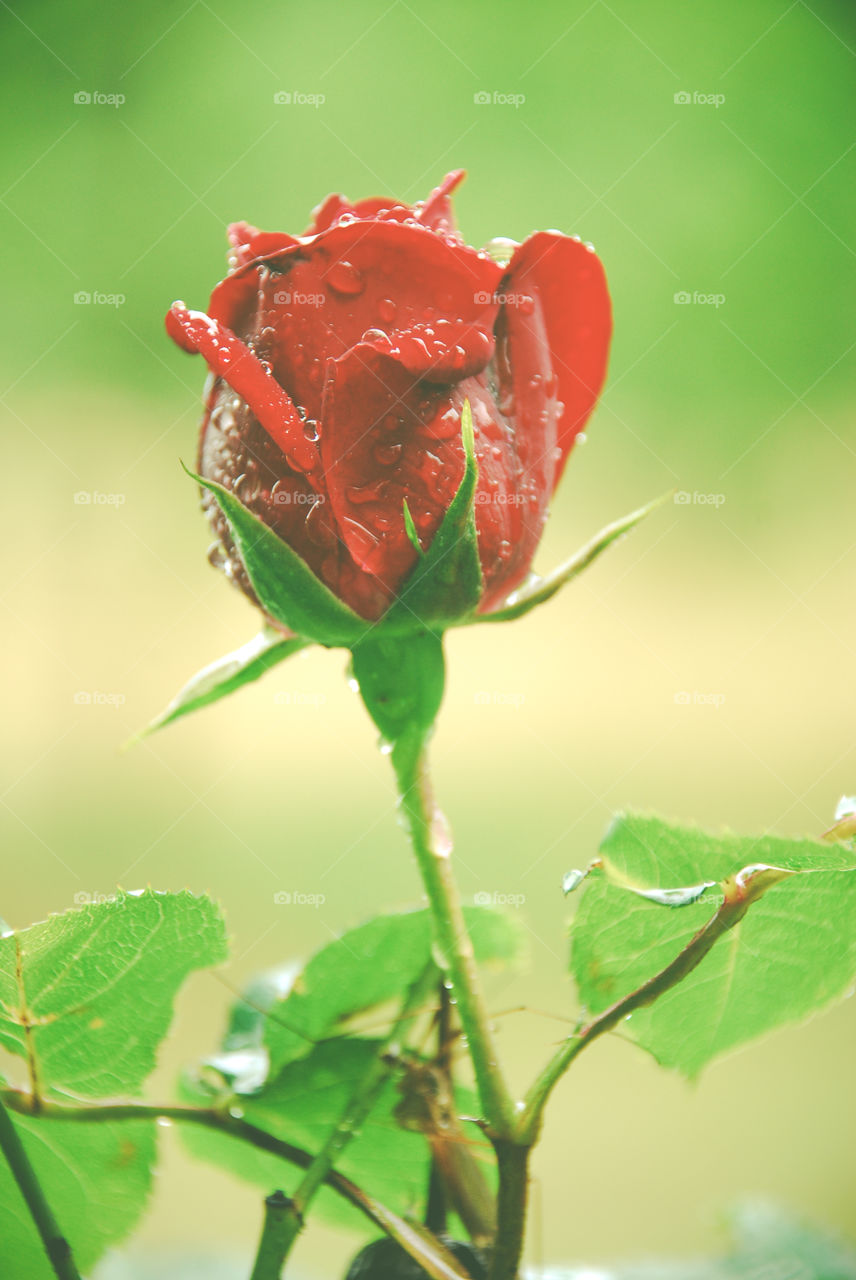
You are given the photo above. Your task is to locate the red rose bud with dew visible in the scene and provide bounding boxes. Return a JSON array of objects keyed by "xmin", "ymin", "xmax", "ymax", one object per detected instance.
[{"xmin": 166, "ymin": 171, "xmax": 611, "ymax": 623}]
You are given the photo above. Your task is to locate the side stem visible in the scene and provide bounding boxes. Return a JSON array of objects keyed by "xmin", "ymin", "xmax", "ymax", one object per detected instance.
[
  {"xmin": 0, "ymin": 1091, "xmax": 471, "ymax": 1280},
  {"xmin": 272, "ymin": 963, "xmax": 439, "ymax": 1268},
  {"xmin": 249, "ymin": 1190, "xmax": 301, "ymax": 1280},
  {"xmin": 518, "ymin": 884, "xmax": 752, "ymax": 1143},
  {"xmin": 0, "ymin": 1096, "xmax": 82, "ymax": 1280}
]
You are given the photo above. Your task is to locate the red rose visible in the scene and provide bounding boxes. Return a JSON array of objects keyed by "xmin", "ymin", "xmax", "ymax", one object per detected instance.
[{"xmin": 166, "ymin": 171, "xmax": 611, "ymax": 622}]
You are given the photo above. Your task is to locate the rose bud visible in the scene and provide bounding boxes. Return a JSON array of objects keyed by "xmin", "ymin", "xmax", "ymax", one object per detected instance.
[{"xmin": 166, "ymin": 171, "xmax": 611, "ymax": 625}]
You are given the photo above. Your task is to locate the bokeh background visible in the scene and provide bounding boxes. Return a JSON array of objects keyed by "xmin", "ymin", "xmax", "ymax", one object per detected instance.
[{"xmin": 2, "ymin": 0, "xmax": 855, "ymax": 1274}]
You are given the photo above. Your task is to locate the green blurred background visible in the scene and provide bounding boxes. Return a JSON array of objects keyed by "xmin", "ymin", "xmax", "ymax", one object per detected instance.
[{"xmin": 2, "ymin": 0, "xmax": 855, "ymax": 1273}]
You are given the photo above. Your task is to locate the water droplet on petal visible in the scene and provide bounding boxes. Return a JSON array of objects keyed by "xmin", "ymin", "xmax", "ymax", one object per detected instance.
[
  {"xmin": 325, "ymin": 260, "xmax": 365, "ymax": 295},
  {"xmin": 373, "ymin": 441, "xmax": 403, "ymax": 467}
]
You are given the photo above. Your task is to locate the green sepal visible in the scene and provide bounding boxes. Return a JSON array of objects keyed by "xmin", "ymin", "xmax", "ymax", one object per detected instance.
[
  {"xmin": 472, "ymin": 491, "xmax": 671, "ymax": 625},
  {"xmin": 385, "ymin": 401, "xmax": 482, "ymax": 631},
  {"xmin": 402, "ymin": 500, "xmax": 423, "ymax": 556},
  {"xmin": 131, "ymin": 627, "xmax": 311, "ymax": 741},
  {"xmin": 351, "ymin": 630, "xmax": 446, "ymax": 747},
  {"xmin": 187, "ymin": 466, "xmax": 372, "ymax": 647}
]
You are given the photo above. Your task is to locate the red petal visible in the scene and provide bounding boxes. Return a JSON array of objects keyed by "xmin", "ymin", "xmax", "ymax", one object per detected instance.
[
  {"xmin": 227, "ymin": 222, "xmax": 299, "ymax": 270},
  {"xmin": 320, "ymin": 345, "xmax": 465, "ymax": 585},
  {"xmin": 415, "ymin": 170, "xmax": 466, "ymax": 235},
  {"xmin": 305, "ymin": 193, "xmax": 354, "ymax": 235},
  {"xmin": 502, "ymin": 232, "xmax": 611, "ymax": 483},
  {"xmin": 254, "ymin": 220, "xmax": 502, "ymax": 422},
  {"xmin": 166, "ymin": 303, "xmax": 320, "ymax": 478}
]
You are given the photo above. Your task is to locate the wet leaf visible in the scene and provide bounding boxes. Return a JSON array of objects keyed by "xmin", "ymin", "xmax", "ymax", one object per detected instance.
[
  {"xmin": 570, "ymin": 812, "xmax": 856, "ymax": 1076},
  {"xmin": 182, "ymin": 1038, "xmax": 490, "ymax": 1236},
  {"xmin": 0, "ymin": 1113, "xmax": 155, "ymax": 1280},
  {"xmin": 0, "ymin": 890, "xmax": 228, "ymax": 1098},
  {"xmin": 259, "ymin": 906, "xmax": 524, "ymax": 1078}
]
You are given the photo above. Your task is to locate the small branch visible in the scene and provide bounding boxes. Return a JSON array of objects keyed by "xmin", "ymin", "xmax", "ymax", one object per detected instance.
[
  {"xmin": 392, "ymin": 727, "xmax": 517, "ymax": 1139},
  {"xmin": 0, "ymin": 1096, "xmax": 82, "ymax": 1280},
  {"xmin": 518, "ymin": 882, "xmax": 752, "ymax": 1143},
  {"xmin": 272, "ymin": 963, "xmax": 439, "ymax": 1270},
  {"xmin": 0, "ymin": 979, "xmax": 474, "ymax": 1280},
  {"xmin": 249, "ymin": 1190, "xmax": 301, "ymax": 1280}
]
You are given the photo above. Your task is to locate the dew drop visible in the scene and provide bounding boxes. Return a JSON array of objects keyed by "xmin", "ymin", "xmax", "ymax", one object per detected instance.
[
  {"xmin": 325, "ymin": 260, "xmax": 365, "ymax": 295},
  {"xmin": 373, "ymin": 441, "xmax": 403, "ymax": 467},
  {"xmin": 346, "ymin": 479, "xmax": 389, "ymax": 505}
]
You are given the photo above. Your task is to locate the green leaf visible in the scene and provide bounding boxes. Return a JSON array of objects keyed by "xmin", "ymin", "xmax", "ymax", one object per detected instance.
[
  {"xmin": 387, "ymin": 400, "xmax": 483, "ymax": 629},
  {"xmin": 134, "ymin": 627, "xmax": 311, "ymax": 740},
  {"xmin": 474, "ymin": 493, "xmax": 669, "ymax": 624},
  {"xmin": 182, "ymin": 1039, "xmax": 491, "ymax": 1234},
  {"xmin": 203, "ymin": 907, "xmax": 521, "ymax": 1083},
  {"xmin": 189, "ymin": 467, "xmax": 371, "ymax": 647},
  {"xmin": 0, "ymin": 1113, "xmax": 155, "ymax": 1279},
  {"xmin": 570, "ymin": 812, "xmax": 856, "ymax": 1076},
  {"xmin": 0, "ymin": 890, "xmax": 228, "ymax": 1098}
]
